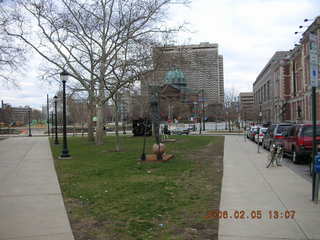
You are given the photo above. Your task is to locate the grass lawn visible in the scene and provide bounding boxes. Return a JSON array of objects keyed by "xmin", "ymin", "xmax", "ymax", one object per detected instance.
[{"xmin": 51, "ymin": 135, "xmax": 224, "ymax": 240}]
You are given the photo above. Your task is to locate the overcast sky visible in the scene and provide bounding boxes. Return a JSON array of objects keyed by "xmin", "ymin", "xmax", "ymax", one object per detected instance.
[{"xmin": 0, "ymin": 0, "xmax": 319, "ymax": 109}]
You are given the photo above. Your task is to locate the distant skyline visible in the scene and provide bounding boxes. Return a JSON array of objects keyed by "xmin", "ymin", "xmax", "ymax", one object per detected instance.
[{"xmin": 0, "ymin": 0, "xmax": 319, "ymax": 109}]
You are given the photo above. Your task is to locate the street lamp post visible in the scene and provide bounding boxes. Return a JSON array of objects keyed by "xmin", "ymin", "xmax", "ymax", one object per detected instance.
[
  {"xmin": 198, "ymin": 101, "xmax": 202, "ymax": 135},
  {"xmin": 225, "ymin": 111, "xmax": 228, "ymax": 130},
  {"xmin": 47, "ymin": 94, "xmax": 50, "ymax": 137},
  {"xmin": 59, "ymin": 70, "xmax": 71, "ymax": 159},
  {"xmin": 259, "ymin": 111, "xmax": 262, "ymax": 125},
  {"xmin": 197, "ymin": 92, "xmax": 202, "ymax": 135},
  {"xmin": 28, "ymin": 107, "xmax": 32, "ymax": 137},
  {"xmin": 54, "ymin": 96, "xmax": 59, "ymax": 145},
  {"xmin": 192, "ymin": 101, "xmax": 198, "ymax": 132},
  {"xmin": 51, "ymin": 111, "xmax": 54, "ymax": 138},
  {"xmin": 140, "ymin": 118, "xmax": 147, "ymax": 161},
  {"xmin": 199, "ymin": 115, "xmax": 202, "ymax": 135},
  {"xmin": 202, "ymin": 89, "xmax": 205, "ymax": 131}
]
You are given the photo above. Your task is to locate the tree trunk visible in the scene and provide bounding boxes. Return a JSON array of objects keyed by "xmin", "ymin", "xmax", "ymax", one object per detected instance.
[
  {"xmin": 87, "ymin": 98, "xmax": 95, "ymax": 142},
  {"xmin": 115, "ymin": 95, "xmax": 120, "ymax": 152},
  {"xmin": 81, "ymin": 122, "xmax": 84, "ymax": 137},
  {"xmin": 95, "ymin": 102, "xmax": 104, "ymax": 145},
  {"xmin": 95, "ymin": 78, "xmax": 106, "ymax": 145}
]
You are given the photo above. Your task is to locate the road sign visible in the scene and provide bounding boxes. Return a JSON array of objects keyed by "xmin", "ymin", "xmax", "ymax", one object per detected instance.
[{"xmin": 309, "ymin": 33, "xmax": 319, "ymax": 87}]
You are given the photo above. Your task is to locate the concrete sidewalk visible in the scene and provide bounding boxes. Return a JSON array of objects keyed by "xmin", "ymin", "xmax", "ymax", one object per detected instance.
[
  {"xmin": 0, "ymin": 137, "xmax": 74, "ymax": 240},
  {"xmin": 219, "ymin": 136, "xmax": 320, "ymax": 240}
]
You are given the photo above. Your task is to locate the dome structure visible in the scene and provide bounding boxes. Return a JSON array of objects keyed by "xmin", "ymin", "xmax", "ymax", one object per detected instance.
[{"xmin": 164, "ymin": 69, "xmax": 187, "ymax": 89}]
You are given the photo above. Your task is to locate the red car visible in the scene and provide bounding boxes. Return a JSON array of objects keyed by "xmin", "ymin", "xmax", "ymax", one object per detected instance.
[{"xmin": 282, "ymin": 124, "xmax": 320, "ymax": 163}]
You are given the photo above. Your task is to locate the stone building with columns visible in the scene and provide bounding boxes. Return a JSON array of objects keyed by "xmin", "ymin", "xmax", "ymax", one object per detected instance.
[{"xmin": 253, "ymin": 51, "xmax": 290, "ymax": 123}]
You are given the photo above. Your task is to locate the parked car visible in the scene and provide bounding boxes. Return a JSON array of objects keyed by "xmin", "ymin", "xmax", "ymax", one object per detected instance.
[
  {"xmin": 104, "ymin": 126, "xmax": 113, "ymax": 132},
  {"xmin": 254, "ymin": 127, "xmax": 268, "ymax": 144},
  {"xmin": 262, "ymin": 123, "xmax": 293, "ymax": 150},
  {"xmin": 188, "ymin": 125, "xmax": 196, "ymax": 131},
  {"xmin": 282, "ymin": 124, "xmax": 320, "ymax": 164},
  {"xmin": 171, "ymin": 127, "xmax": 190, "ymax": 135},
  {"xmin": 247, "ymin": 126, "xmax": 260, "ymax": 141}
]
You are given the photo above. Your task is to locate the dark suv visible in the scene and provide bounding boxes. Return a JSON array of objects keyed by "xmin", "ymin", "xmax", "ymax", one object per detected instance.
[
  {"xmin": 282, "ymin": 124, "xmax": 320, "ymax": 164},
  {"xmin": 262, "ymin": 123, "xmax": 293, "ymax": 150}
]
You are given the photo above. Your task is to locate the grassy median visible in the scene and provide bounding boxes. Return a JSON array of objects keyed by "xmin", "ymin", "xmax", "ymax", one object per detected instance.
[{"xmin": 51, "ymin": 135, "xmax": 224, "ymax": 240}]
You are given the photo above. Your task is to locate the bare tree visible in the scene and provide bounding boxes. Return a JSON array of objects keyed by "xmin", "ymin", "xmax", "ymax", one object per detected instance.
[
  {"xmin": 0, "ymin": 1, "xmax": 25, "ymax": 86},
  {"xmin": 224, "ymin": 88, "xmax": 239, "ymax": 131},
  {"xmin": 2, "ymin": 0, "xmax": 188, "ymax": 145},
  {"xmin": 207, "ymin": 103, "xmax": 223, "ymax": 121},
  {"xmin": 31, "ymin": 109, "xmax": 42, "ymax": 121},
  {"xmin": 67, "ymin": 93, "xmax": 88, "ymax": 129}
]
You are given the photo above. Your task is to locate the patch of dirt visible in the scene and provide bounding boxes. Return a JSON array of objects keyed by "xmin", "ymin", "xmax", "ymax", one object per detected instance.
[
  {"xmin": 65, "ymin": 198, "xmax": 121, "ymax": 240},
  {"xmin": 170, "ymin": 137, "xmax": 224, "ymax": 240}
]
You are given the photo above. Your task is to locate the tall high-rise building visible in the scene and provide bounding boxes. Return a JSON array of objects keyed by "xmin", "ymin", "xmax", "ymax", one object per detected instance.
[
  {"xmin": 152, "ymin": 42, "xmax": 224, "ymax": 105},
  {"xmin": 239, "ymin": 92, "xmax": 254, "ymax": 121}
]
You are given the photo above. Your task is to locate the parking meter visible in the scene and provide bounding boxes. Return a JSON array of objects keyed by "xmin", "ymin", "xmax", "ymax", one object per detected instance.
[{"xmin": 315, "ymin": 153, "xmax": 320, "ymax": 173}]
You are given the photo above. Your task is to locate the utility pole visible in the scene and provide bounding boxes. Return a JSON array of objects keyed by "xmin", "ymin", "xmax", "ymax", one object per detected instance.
[
  {"xmin": 309, "ymin": 32, "xmax": 319, "ymax": 202},
  {"xmin": 312, "ymin": 86, "xmax": 317, "ymax": 201}
]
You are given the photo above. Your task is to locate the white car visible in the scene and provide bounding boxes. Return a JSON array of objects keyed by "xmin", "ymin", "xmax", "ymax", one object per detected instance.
[
  {"xmin": 247, "ymin": 125, "xmax": 259, "ymax": 140},
  {"xmin": 171, "ymin": 127, "xmax": 190, "ymax": 135},
  {"xmin": 254, "ymin": 127, "xmax": 268, "ymax": 144}
]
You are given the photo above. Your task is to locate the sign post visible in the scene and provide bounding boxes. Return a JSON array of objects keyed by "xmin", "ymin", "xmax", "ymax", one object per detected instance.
[
  {"xmin": 310, "ymin": 32, "xmax": 319, "ymax": 202},
  {"xmin": 257, "ymin": 127, "xmax": 260, "ymax": 153}
]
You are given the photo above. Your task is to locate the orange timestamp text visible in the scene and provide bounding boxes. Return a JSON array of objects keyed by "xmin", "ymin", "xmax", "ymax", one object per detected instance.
[{"xmin": 204, "ymin": 210, "xmax": 296, "ymax": 220}]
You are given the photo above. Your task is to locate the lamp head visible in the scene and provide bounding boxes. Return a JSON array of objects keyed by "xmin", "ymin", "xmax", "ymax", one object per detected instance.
[{"xmin": 60, "ymin": 70, "xmax": 69, "ymax": 82}]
